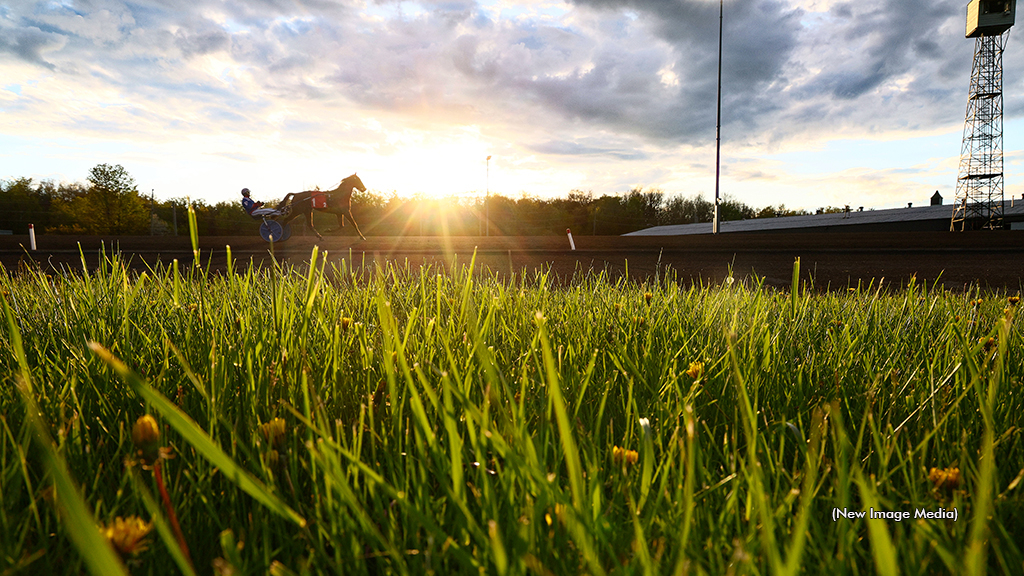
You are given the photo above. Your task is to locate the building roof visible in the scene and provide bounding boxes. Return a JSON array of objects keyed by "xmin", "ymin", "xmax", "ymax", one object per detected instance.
[{"xmin": 624, "ymin": 200, "xmax": 1024, "ymax": 236}]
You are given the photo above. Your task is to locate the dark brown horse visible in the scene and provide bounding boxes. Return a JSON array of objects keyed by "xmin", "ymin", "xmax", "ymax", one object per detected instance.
[{"xmin": 277, "ymin": 173, "xmax": 367, "ymax": 240}]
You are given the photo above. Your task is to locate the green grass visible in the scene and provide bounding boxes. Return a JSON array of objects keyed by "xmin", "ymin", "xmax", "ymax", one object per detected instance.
[{"xmin": 1, "ymin": 248, "xmax": 1022, "ymax": 575}]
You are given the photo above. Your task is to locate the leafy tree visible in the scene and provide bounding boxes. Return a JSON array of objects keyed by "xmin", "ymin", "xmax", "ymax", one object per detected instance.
[
  {"xmin": 662, "ymin": 194, "xmax": 714, "ymax": 225},
  {"xmin": 719, "ymin": 195, "xmax": 756, "ymax": 221},
  {"xmin": 0, "ymin": 177, "xmax": 47, "ymax": 233},
  {"xmin": 75, "ymin": 164, "xmax": 148, "ymax": 234},
  {"xmin": 47, "ymin": 182, "xmax": 90, "ymax": 234}
]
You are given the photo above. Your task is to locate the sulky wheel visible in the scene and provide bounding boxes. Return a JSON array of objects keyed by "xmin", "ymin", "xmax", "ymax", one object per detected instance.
[{"xmin": 259, "ymin": 220, "xmax": 285, "ymax": 242}]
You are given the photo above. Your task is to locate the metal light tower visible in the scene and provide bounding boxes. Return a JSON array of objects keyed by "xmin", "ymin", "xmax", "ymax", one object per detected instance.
[{"xmin": 952, "ymin": 0, "xmax": 1015, "ymax": 231}]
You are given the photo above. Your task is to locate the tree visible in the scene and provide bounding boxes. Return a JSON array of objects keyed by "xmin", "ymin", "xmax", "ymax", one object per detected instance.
[
  {"xmin": 0, "ymin": 178, "xmax": 47, "ymax": 233},
  {"xmin": 76, "ymin": 164, "xmax": 148, "ymax": 234},
  {"xmin": 662, "ymin": 194, "xmax": 714, "ymax": 225}
]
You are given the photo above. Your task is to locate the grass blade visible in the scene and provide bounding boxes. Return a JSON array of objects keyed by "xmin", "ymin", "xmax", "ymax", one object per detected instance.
[{"xmin": 88, "ymin": 342, "xmax": 307, "ymax": 528}]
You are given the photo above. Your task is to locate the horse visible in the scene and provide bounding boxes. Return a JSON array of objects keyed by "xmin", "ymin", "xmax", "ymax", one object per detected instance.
[{"xmin": 276, "ymin": 173, "xmax": 367, "ymax": 240}]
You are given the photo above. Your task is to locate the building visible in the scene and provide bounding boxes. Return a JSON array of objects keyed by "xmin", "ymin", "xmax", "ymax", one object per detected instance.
[{"xmin": 625, "ymin": 198, "xmax": 1024, "ymax": 236}]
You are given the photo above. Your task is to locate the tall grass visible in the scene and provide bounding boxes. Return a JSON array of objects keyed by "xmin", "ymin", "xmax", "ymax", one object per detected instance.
[{"xmin": 1, "ymin": 251, "xmax": 1022, "ymax": 575}]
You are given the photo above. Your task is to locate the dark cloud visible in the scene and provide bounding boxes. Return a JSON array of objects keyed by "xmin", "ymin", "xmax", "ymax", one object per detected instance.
[
  {"xmin": 174, "ymin": 27, "xmax": 230, "ymax": 58},
  {"xmin": 810, "ymin": 0, "xmax": 961, "ymax": 99},
  {"xmin": 530, "ymin": 138, "xmax": 648, "ymax": 160},
  {"xmin": 0, "ymin": 26, "xmax": 64, "ymax": 69}
]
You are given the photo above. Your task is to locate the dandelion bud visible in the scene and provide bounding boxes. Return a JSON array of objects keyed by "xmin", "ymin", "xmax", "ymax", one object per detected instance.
[
  {"xmin": 260, "ymin": 417, "xmax": 287, "ymax": 449},
  {"xmin": 612, "ymin": 445, "xmax": 639, "ymax": 468},
  {"xmin": 266, "ymin": 449, "xmax": 280, "ymax": 469},
  {"xmin": 132, "ymin": 415, "xmax": 160, "ymax": 465}
]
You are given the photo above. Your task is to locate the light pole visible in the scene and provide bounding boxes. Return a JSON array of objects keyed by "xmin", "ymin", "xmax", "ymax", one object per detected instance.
[
  {"xmin": 713, "ymin": 0, "xmax": 723, "ymax": 234},
  {"xmin": 486, "ymin": 155, "xmax": 492, "ymax": 236}
]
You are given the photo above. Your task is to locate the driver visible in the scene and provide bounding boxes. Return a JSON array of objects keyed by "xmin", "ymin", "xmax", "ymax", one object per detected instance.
[{"xmin": 241, "ymin": 188, "xmax": 264, "ymax": 215}]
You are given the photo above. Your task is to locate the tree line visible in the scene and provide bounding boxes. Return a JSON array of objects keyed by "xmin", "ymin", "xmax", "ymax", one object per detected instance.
[{"xmin": 1, "ymin": 164, "xmax": 824, "ymax": 237}]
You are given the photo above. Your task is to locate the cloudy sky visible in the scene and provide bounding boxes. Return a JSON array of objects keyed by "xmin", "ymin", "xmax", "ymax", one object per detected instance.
[{"xmin": 3, "ymin": 0, "xmax": 1024, "ymax": 211}]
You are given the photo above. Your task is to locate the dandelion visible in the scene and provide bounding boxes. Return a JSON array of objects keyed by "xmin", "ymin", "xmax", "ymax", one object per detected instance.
[
  {"xmin": 131, "ymin": 416, "xmax": 193, "ymax": 570},
  {"xmin": 644, "ymin": 292, "xmax": 653, "ymax": 304},
  {"xmin": 612, "ymin": 446, "xmax": 639, "ymax": 468},
  {"xmin": 340, "ymin": 317, "xmax": 353, "ymax": 330},
  {"xmin": 929, "ymin": 467, "xmax": 961, "ymax": 493},
  {"xmin": 685, "ymin": 361, "xmax": 704, "ymax": 380},
  {"xmin": 260, "ymin": 417, "xmax": 287, "ymax": 449},
  {"xmin": 101, "ymin": 515, "xmax": 153, "ymax": 558},
  {"xmin": 980, "ymin": 336, "xmax": 997, "ymax": 353},
  {"xmin": 1009, "ymin": 296, "xmax": 1021, "ymax": 306},
  {"xmin": 132, "ymin": 415, "xmax": 161, "ymax": 467}
]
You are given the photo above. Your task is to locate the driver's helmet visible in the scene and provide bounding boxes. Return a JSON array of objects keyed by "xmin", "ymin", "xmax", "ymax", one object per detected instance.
[{"xmin": 241, "ymin": 188, "xmax": 251, "ymax": 197}]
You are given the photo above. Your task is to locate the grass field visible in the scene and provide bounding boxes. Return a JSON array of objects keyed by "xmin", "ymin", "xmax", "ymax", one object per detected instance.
[{"xmin": 1, "ymin": 247, "xmax": 1022, "ymax": 575}]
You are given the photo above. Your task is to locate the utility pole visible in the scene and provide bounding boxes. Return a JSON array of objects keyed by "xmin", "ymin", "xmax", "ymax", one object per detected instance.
[
  {"xmin": 150, "ymin": 189, "xmax": 155, "ymax": 235},
  {"xmin": 713, "ymin": 0, "xmax": 723, "ymax": 234}
]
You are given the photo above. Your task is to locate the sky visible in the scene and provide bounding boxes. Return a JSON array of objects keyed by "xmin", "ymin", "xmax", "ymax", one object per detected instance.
[{"xmin": 2, "ymin": 0, "xmax": 1024, "ymax": 211}]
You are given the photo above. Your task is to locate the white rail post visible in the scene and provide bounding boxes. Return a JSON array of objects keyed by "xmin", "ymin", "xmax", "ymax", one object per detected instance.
[
  {"xmin": 29, "ymin": 223, "xmax": 37, "ymax": 251},
  {"xmin": 566, "ymin": 228, "xmax": 576, "ymax": 250}
]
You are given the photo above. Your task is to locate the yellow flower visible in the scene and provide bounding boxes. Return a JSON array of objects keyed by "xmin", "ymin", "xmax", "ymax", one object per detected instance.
[
  {"xmin": 980, "ymin": 336, "xmax": 997, "ymax": 353},
  {"xmin": 340, "ymin": 317, "xmax": 353, "ymax": 330},
  {"xmin": 1008, "ymin": 296, "xmax": 1020, "ymax": 306},
  {"xmin": 102, "ymin": 516, "xmax": 153, "ymax": 557},
  {"xmin": 266, "ymin": 449, "xmax": 281, "ymax": 469},
  {"xmin": 928, "ymin": 467, "xmax": 961, "ymax": 493},
  {"xmin": 132, "ymin": 415, "xmax": 161, "ymax": 466},
  {"xmin": 260, "ymin": 418, "xmax": 287, "ymax": 449},
  {"xmin": 612, "ymin": 446, "xmax": 639, "ymax": 469},
  {"xmin": 644, "ymin": 292, "xmax": 653, "ymax": 304},
  {"xmin": 685, "ymin": 361, "xmax": 704, "ymax": 380}
]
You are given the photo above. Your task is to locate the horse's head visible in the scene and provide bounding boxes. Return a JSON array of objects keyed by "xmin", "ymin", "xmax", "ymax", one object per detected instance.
[{"xmin": 340, "ymin": 173, "xmax": 366, "ymax": 193}]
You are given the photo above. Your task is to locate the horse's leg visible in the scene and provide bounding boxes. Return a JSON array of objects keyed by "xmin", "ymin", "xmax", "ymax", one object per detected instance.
[
  {"xmin": 307, "ymin": 210, "xmax": 323, "ymax": 240},
  {"xmin": 346, "ymin": 209, "xmax": 366, "ymax": 240}
]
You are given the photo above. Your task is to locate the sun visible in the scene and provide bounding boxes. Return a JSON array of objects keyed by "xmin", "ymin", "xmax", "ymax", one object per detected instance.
[{"xmin": 371, "ymin": 134, "xmax": 493, "ymax": 199}]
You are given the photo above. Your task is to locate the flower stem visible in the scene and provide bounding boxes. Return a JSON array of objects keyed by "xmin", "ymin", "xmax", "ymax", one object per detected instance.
[{"xmin": 154, "ymin": 460, "xmax": 194, "ymax": 570}]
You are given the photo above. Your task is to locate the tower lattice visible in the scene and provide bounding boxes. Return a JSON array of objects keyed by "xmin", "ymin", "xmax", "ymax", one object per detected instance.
[{"xmin": 952, "ymin": 32, "xmax": 1008, "ymax": 231}]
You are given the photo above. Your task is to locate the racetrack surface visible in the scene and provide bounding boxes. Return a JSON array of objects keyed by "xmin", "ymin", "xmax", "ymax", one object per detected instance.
[{"xmin": 2, "ymin": 231, "xmax": 1023, "ymax": 291}]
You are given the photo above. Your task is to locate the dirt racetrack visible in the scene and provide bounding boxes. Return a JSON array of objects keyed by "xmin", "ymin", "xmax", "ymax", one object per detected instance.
[{"xmin": 1, "ymin": 231, "xmax": 1023, "ymax": 291}]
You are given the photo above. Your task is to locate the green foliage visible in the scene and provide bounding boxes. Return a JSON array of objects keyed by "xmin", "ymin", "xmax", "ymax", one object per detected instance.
[
  {"xmin": 0, "ymin": 253, "xmax": 1022, "ymax": 575},
  {"xmin": 3, "ymin": 169, "xmax": 815, "ymax": 236},
  {"xmin": 76, "ymin": 164, "xmax": 149, "ymax": 235}
]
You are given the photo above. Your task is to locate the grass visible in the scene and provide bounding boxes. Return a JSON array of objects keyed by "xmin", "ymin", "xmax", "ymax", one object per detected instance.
[{"xmin": 0, "ymin": 246, "xmax": 1022, "ymax": 575}]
